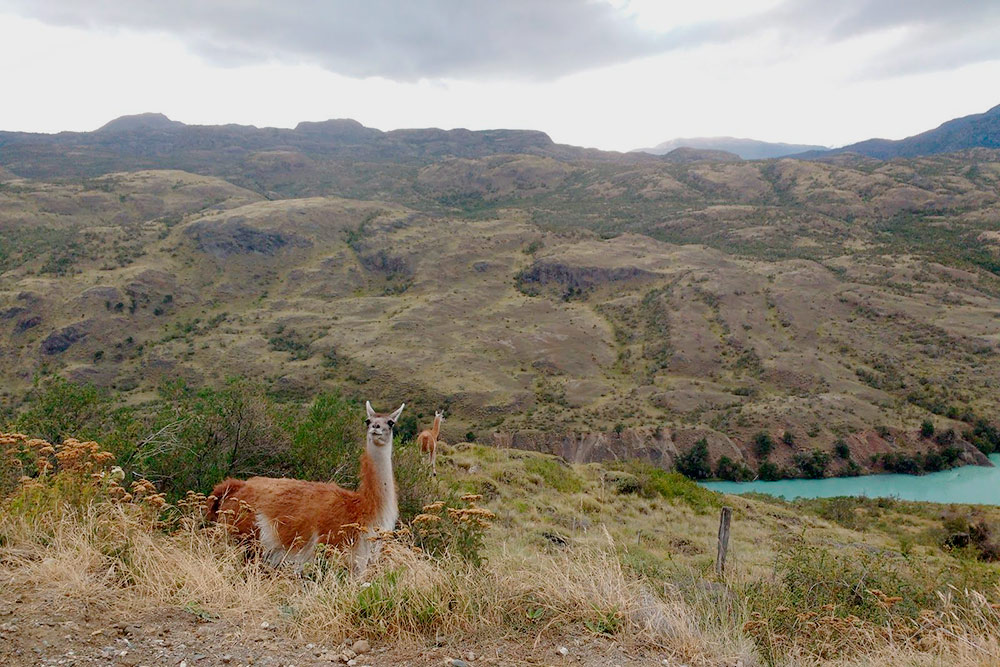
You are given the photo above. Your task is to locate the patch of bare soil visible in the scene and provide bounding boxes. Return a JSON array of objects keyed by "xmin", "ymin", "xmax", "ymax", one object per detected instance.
[{"xmin": 0, "ymin": 588, "xmax": 689, "ymax": 667}]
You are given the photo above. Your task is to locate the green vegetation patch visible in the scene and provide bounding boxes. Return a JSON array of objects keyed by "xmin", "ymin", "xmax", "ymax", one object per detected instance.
[{"xmin": 523, "ymin": 456, "xmax": 583, "ymax": 493}]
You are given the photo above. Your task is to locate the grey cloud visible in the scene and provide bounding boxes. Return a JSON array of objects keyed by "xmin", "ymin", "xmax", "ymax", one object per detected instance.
[
  {"xmin": 1, "ymin": 0, "xmax": 998, "ymax": 81},
  {"xmin": 0, "ymin": 0, "xmax": 709, "ymax": 81},
  {"xmin": 758, "ymin": 0, "xmax": 1000, "ymax": 77}
]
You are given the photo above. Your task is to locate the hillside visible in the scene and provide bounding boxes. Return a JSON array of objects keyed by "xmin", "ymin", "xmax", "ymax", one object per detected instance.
[
  {"xmin": 809, "ymin": 104, "xmax": 1000, "ymax": 159},
  {"xmin": 634, "ymin": 136, "xmax": 826, "ymax": 160},
  {"xmin": 2, "ymin": 432, "xmax": 999, "ymax": 666},
  {"xmin": 2, "ymin": 118, "xmax": 1000, "ymax": 480}
]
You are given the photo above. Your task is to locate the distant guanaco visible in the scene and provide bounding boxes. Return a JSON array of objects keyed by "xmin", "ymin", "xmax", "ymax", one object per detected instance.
[
  {"xmin": 205, "ymin": 401, "xmax": 405, "ymax": 574},
  {"xmin": 417, "ymin": 410, "xmax": 444, "ymax": 475}
]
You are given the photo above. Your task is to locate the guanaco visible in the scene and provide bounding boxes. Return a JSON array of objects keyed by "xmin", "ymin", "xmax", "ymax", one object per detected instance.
[
  {"xmin": 205, "ymin": 401, "xmax": 404, "ymax": 574},
  {"xmin": 417, "ymin": 410, "xmax": 444, "ymax": 474}
]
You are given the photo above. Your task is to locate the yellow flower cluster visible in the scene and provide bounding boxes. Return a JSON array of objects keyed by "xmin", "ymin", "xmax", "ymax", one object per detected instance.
[
  {"xmin": 1, "ymin": 431, "xmax": 166, "ymax": 512},
  {"xmin": 446, "ymin": 506, "xmax": 496, "ymax": 529}
]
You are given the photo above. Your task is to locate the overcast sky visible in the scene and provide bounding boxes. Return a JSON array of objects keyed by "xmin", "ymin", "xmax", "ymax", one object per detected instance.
[{"xmin": 1, "ymin": 0, "xmax": 998, "ymax": 151}]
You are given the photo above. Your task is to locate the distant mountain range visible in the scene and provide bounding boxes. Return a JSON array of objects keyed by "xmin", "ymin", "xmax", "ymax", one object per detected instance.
[
  {"xmin": 0, "ymin": 113, "xmax": 644, "ymax": 181},
  {"xmin": 633, "ymin": 137, "xmax": 827, "ymax": 160},
  {"xmin": 635, "ymin": 104, "xmax": 1000, "ymax": 161},
  {"xmin": 805, "ymin": 103, "xmax": 1000, "ymax": 159}
]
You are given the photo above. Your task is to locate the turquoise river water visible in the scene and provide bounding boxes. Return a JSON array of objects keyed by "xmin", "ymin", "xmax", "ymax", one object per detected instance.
[{"xmin": 701, "ymin": 454, "xmax": 1000, "ymax": 505}]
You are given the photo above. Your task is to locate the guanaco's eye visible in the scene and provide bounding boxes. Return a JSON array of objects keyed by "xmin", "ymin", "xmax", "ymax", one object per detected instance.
[
  {"xmin": 365, "ymin": 419, "xmax": 371, "ymax": 426},
  {"xmin": 387, "ymin": 420, "xmax": 395, "ymax": 428}
]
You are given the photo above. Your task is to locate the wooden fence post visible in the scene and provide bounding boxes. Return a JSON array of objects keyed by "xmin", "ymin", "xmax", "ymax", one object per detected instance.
[{"xmin": 716, "ymin": 506, "xmax": 733, "ymax": 575}]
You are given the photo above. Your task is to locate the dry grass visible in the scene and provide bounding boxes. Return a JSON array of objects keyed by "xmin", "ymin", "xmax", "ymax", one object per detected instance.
[{"xmin": 3, "ymin": 432, "xmax": 1000, "ymax": 665}]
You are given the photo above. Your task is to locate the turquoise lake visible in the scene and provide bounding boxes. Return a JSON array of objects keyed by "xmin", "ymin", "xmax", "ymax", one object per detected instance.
[{"xmin": 701, "ymin": 454, "xmax": 1000, "ymax": 505}]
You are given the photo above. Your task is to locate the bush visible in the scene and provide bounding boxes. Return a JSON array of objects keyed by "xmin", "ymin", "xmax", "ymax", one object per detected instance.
[
  {"xmin": 793, "ymin": 450, "xmax": 830, "ymax": 479},
  {"xmin": 11, "ymin": 376, "xmax": 133, "ymax": 447},
  {"xmin": 781, "ymin": 431, "xmax": 796, "ymax": 447},
  {"xmin": 393, "ymin": 414, "xmax": 419, "ymax": 443},
  {"xmin": 388, "ymin": 442, "xmax": 435, "ymax": 521},
  {"xmin": 135, "ymin": 380, "xmax": 292, "ymax": 498},
  {"xmin": 922, "ymin": 451, "xmax": 945, "ymax": 472},
  {"xmin": 842, "ymin": 460, "xmax": 862, "ymax": 477},
  {"xmin": 941, "ymin": 446, "xmax": 962, "ymax": 466},
  {"xmin": 966, "ymin": 419, "xmax": 1000, "ymax": 455},
  {"xmin": 935, "ymin": 428, "xmax": 956, "ymax": 447},
  {"xmin": 758, "ymin": 461, "xmax": 783, "ymax": 481},
  {"xmin": 410, "ymin": 494, "xmax": 494, "ymax": 566},
  {"xmin": 920, "ymin": 420, "xmax": 935, "ymax": 438},
  {"xmin": 675, "ymin": 438, "xmax": 711, "ymax": 480},
  {"xmin": 753, "ymin": 432, "xmax": 775, "ymax": 458},
  {"xmin": 715, "ymin": 456, "xmax": 751, "ymax": 482},
  {"xmin": 605, "ymin": 470, "xmax": 641, "ymax": 495},
  {"xmin": 288, "ymin": 392, "xmax": 359, "ymax": 484},
  {"xmin": 834, "ymin": 439, "xmax": 851, "ymax": 459},
  {"xmin": 741, "ymin": 537, "xmax": 999, "ymax": 663},
  {"xmin": 880, "ymin": 452, "xmax": 921, "ymax": 475},
  {"xmin": 611, "ymin": 460, "xmax": 717, "ymax": 512},
  {"xmin": 524, "ymin": 457, "xmax": 583, "ymax": 493}
]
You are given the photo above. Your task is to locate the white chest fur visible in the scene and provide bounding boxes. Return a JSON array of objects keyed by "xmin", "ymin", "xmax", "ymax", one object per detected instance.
[{"xmin": 366, "ymin": 440, "xmax": 399, "ymax": 533}]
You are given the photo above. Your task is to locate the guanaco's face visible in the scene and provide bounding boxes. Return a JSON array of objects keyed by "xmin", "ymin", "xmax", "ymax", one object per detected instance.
[{"xmin": 365, "ymin": 401, "xmax": 405, "ymax": 448}]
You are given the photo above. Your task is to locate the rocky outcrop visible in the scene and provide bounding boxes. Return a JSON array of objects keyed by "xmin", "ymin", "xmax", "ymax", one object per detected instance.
[
  {"xmin": 491, "ymin": 429, "xmax": 678, "ymax": 469},
  {"xmin": 185, "ymin": 218, "xmax": 311, "ymax": 258},
  {"xmin": 41, "ymin": 324, "xmax": 86, "ymax": 355},
  {"xmin": 518, "ymin": 260, "xmax": 653, "ymax": 295}
]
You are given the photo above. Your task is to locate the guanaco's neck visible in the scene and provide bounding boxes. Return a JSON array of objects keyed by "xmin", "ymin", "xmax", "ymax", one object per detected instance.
[
  {"xmin": 358, "ymin": 433, "xmax": 398, "ymax": 532},
  {"xmin": 431, "ymin": 415, "xmax": 441, "ymax": 439}
]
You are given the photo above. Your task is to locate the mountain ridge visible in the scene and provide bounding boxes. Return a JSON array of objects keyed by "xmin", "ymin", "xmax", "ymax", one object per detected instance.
[
  {"xmin": 801, "ymin": 104, "xmax": 1000, "ymax": 159},
  {"xmin": 633, "ymin": 136, "xmax": 827, "ymax": 160}
]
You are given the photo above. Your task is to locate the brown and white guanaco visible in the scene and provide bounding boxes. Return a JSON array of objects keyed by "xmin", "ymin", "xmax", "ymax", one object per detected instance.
[{"xmin": 206, "ymin": 401, "xmax": 404, "ymax": 574}]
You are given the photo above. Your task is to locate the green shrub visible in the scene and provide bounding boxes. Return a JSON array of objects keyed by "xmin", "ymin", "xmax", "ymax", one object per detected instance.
[
  {"xmin": 715, "ymin": 456, "xmax": 751, "ymax": 481},
  {"xmin": 393, "ymin": 414, "xmax": 419, "ymax": 443},
  {"xmin": 524, "ymin": 457, "xmax": 583, "ymax": 493},
  {"xmin": 605, "ymin": 470, "xmax": 641, "ymax": 495},
  {"xmin": 758, "ymin": 461, "xmax": 783, "ymax": 481},
  {"xmin": 616, "ymin": 460, "xmax": 717, "ymax": 512},
  {"xmin": 841, "ymin": 460, "xmax": 862, "ymax": 477},
  {"xmin": 288, "ymin": 392, "xmax": 359, "ymax": 484},
  {"xmin": 812, "ymin": 497, "xmax": 870, "ymax": 530},
  {"xmin": 410, "ymin": 495, "xmax": 494, "ymax": 566},
  {"xmin": 11, "ymin": 377, "xmax": 124, "ymax": 445},
  {"xmin": 834, "ymin": 439, "xmax": 851, "ymax": 459},
  {"xmin": 793, "ymin": 450, "xmax": 830, "ymax": 479},
  {"xmin": 935, "ymin": 428, "xmax": 957, "ymax": 447},
  {"xmin": 393, "ymin": 442, "xmax": 439, "ymax": 522},
  {"xmin": 966, "ymin": 419, "xmax": 1000, "ymax": 454},
  {"xmin": 920, "ymin": 419, "xmax": 935, "ymax": 438},
  {"xmin": 753, "ymin": 432, "xmax": 775, "ymax": 458},
  {"xmin": 879, "ymin": 452, "xmax": 921, "ymax": 475},
  {"xmin": 675, "ymin": 438, "xmax": 711, "ymax": 480}
]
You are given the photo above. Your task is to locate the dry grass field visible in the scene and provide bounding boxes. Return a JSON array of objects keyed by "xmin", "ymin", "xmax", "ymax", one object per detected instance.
[{"xmin": 3, "ymin": 432, "xmax": 1000, "ymax": 665}]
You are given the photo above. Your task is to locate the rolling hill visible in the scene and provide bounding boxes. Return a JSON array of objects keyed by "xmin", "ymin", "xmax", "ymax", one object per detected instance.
[{"xmin": 2, "ymin": 115, "xmax": 1000, "ymax": 480}]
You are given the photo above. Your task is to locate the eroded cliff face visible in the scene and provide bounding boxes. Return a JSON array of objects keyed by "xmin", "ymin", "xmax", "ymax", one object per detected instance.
[
  {"xmin": 489, "ymin": 425, "xmax": 992, "ymax": 479},
  {"xmin": 490, "ymin": 427, "xmax": 744, "ymax": 470}
]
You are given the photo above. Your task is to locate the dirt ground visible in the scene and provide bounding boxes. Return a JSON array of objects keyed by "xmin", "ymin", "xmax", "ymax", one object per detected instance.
[{"xmin": 0, "ymin": 588, "xmax": 688, "ymax": 667}]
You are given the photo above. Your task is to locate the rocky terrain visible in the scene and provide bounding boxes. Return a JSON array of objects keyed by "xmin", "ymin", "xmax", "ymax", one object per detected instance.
[{"xmin": 2, "ymin": 112, "xmax": 1000, "ymax": 478}]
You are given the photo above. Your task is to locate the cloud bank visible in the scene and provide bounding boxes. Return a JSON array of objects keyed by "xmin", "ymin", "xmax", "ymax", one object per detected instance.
[{"xmin": 1, "ymin": 0, "xmax": 997, "ymax": 81}]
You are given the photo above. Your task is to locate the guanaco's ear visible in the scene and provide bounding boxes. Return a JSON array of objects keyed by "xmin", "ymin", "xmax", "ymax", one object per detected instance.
[
  {"xmin": 366, "ymin": 401, "xmax": 376, "ymax": 419},
  {"xmin": 388, "ymin": 403, "xmax": 405, "ymax": 423}
]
